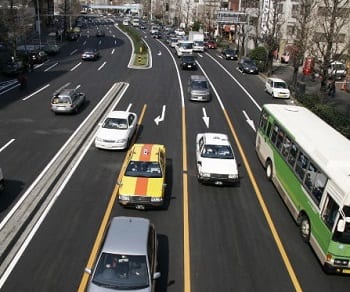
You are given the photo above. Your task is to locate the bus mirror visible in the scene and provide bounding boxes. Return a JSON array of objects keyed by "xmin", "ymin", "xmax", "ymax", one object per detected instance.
[{"xmin": 337, "ymin": 219, "xmax": 346, "ymax": 232}]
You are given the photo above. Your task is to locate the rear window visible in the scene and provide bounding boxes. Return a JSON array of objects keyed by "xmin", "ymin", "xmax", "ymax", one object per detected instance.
[{"xmin": 52, "ymin": 95, "xmax": 71, "ymax": 104}]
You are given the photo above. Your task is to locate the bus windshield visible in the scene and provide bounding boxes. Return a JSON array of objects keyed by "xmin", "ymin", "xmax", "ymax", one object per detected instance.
[{"xmin": 333, "ymin": 207, "xmax": 350, "ymax": 244}]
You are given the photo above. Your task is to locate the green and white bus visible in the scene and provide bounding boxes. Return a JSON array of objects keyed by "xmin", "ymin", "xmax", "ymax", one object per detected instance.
[{"xmin": 256, "ymin": 104, "xmax": 350, "ymax": 274}]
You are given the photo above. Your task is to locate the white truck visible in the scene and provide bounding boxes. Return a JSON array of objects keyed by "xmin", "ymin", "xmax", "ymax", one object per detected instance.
[
  {"xmin": 189, "ymin": 31, "xmax": 205, "ymax": 52},
  {"xmin": 175, "ymin": 40, "xmax": 193, "ymax": 57}
]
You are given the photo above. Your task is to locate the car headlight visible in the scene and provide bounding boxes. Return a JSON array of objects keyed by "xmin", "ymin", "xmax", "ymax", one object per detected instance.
[
  {"xmin": 151, "ymin": 197, "xmax": 163, "ymax": 202},
  {"xmin": 200, "ymin": 172, "xmax": 210, "ymax": 177},
  {"xmin": 116, "ymin": 138, "xmax": 127, "ymax": 143},
  {"xmin": 95, "ymin": 137, "xmax": 103, "ymax": 142},
  {"xmin": 228, "ymin": 174, "xmax": 239, "ymax": 179},
  {"xmin": 118, "ymin": 195, "xmax": 130, "ymax": 201}
]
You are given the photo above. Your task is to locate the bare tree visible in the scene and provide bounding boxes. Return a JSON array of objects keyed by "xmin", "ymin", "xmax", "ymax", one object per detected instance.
[
  {"xmin": 260, "ymin": 0, "xmax": 285, "ymax": 76},
  {"xmin": 290, "ymin": 0, "xmax": 317, "ymax": 91},
  {"xmin": 310, "ymin": 0, "xmax": 350, "ymax": 92},
  {"xmin": 0, "ymin": 0, "xmax": 34, "ymax": 57}
]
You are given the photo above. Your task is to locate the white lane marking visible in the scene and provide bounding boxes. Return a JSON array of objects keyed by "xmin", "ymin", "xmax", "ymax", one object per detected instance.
[
  {"xmin": 44, "ymin": 63, "xmax": 58, "ymax": 72},
  {"xmin": 111, "ymin": 48, "xmax": 115, "ymax": 54},
  {"xmin": 70, "ymin": 62, "xmax": 82, "ymax": 71},
  {"xmin": 70, "ymin": 49, "xmax": 78, "ymax": 56},
  {"xmin": 22, "ymin": 84, "xmax": 50, "ymax": 101},
  {"xmin": 97, "ymin": 61, "xmax": 106, "ymax": 71},
  {"xmin": 0, "ymin": 84, "xmax": 19, "ymax": 96},
  {"xmin": 0, "ymin": 139, "xmax": 15, "ymax": 153}
]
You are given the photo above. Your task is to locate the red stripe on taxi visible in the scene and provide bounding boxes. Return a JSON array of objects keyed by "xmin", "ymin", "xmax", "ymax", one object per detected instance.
[
  {"xmin": 134, "ymin": 144, "xmax": 153, "ymax": 195},
  {"xmin": 138, "ymin": 144, "xmax": 153, "ymax": 161}
]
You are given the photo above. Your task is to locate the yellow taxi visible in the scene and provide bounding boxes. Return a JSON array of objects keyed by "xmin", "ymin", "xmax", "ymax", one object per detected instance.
[{"xmin": 117, "ymin": 144, "xmax": 166, "ymax": 209}]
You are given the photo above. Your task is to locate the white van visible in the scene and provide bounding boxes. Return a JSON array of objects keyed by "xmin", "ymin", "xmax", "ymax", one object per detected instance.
[{"xmin": 328, "ymin": 61, "xmax": 347, "ymax": 80}]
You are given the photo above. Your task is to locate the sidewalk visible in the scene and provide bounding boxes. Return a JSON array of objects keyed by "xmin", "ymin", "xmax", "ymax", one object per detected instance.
[{"xmin": 269, "ymin": 61, "xmax": 350, "ymax": 119}]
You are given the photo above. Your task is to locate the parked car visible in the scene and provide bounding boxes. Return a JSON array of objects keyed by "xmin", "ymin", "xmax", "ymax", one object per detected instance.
[
  {"xmin": 0, "ymin": 167, "xmax": 4, "ymax": 192},
  {"xmin": 196, "ymin": 133, "xmax": 239, "ymax": 185},
  {"xmin": 95, "ymin": 110, "xmax": 138, "ymax": 150},
  {"xmin": 27, "ymin": 50, "xmax": 48, "ymax": 64},
  {"xmin": 174, "ymin": 28, "xmax": 185, "ymax": 36},
  {"xmin": 221, "ymin": 48, "xmax": 238, "ymax": 60},
  {"xmin": 50, "ymin": 88, "xmax": 86, "ymax": 114},
  {"xmin": 180, "ymin": 55, "xmax": 197, "ymax": 70},
  {"xmin": 42, "ymin": 44, "xmax": 60, "ymax": 55},
  {"xmin": 265, "ymin": 77, "xmax": 291, "ymax": 99},
  {"xmin": 82, "ymin": 48, "xmax": 100, "ymax": 61},
  {"xmin": 188, "ymin": 75, "xmax": 211, "ymax": 102},
  {"xmin": 238, "ymin": 57, "xmax": 259, "ymax": 74},
  {"xmin": 205, "ymin": 40, "xmax": 217, "ymax": 49},
  {"xmin": 328, "ymin": 61, "xmax": 347, "ymax": 80},
  {"xmin": 86, "ymin": 216, "xmax": 161, "ymax": 292},
  {"xmin": 1, "ymin": 58, "xmax": 26, "ymax": 76},
  {"xmin": 96, "ymin": 30, "xmax": 105, "ymax": 37},
  {"xmin": 118, "ymin": 144, "xmax": 166, "ymax": 209}
]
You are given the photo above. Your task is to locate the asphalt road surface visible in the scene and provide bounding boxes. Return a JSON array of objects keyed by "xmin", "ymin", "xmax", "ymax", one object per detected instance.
[{"xmin": 0, "ymin": 16, "xmax": 350, "ymax": 292}]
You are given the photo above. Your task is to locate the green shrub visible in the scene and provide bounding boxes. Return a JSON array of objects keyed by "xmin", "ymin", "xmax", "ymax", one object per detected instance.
[{"xmin": 249, "ymin": 47, "xmax": 268, "ymax": 72}]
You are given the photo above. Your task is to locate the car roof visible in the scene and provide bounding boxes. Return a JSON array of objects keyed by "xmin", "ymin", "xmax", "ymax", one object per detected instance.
[
  {"xmin": 106, "ymin": 110, "xmax": 134, "ymax": 119},
  {"xmin": 199, "ymin": 133, "xmax": 230, "ymax": 145},
  {"xmin": 190, "ymin": 75, "xmax": 207, "ymax": 81},
  {"xmin": 102, "ymin": 217, "xmax": 150, "ymax": 255},
  {"xmin": 130, "ymin": 144, "xmax": 165, "ymax": 162},
  {"xmin": 58, "ymin": 88, "xmax": 75, "ymax": 96},
  {"xmin": 268, "ymin": 77, "xmax": 286, "ymax": 83}
]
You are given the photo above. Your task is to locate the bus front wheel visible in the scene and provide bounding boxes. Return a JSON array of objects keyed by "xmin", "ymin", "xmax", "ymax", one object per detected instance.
[
  {"xmin": 265, "ymin": 160, "xmax": 273, "ymax": 181},
  {"xmin": 300, "ymin": 215, "xmax": 311, "ymax": 243}
]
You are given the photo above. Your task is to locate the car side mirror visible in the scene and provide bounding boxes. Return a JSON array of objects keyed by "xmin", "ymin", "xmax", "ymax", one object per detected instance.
[
  {"xmin": 337, "ymin": 219, "xmax": 346, "ymax": 232},
  {"xmin": 85, "ymin": 267, "xmax": 92, "ymax": 274},
  {"xmin": 153, "ymin": 272, "xmax": 161, "ymax": 279},
  {"xmin": 197, "ymin": 161, "xmax": 202, "ymax": 166}
]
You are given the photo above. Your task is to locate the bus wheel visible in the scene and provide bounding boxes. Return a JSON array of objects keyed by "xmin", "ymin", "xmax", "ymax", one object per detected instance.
[
  {"xmin": 300, "ymin": 215, "xmax": 311, "ymax": 242},
  {"xmin": 266, "ymin": 160, "xmax": 273, "ymax": 181}
]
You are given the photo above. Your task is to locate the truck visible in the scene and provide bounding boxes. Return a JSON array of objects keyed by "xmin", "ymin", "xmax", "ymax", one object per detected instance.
[
  {"xmin": 189, "ymin": 31, "xmax": 205, "ymax": 52},
  {"xmin": 175, "ymin": 40, "xmax": 193, "ymax": 57}
]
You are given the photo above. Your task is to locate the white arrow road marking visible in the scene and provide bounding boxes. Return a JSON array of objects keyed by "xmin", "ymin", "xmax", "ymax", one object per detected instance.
[
  {"xmin": 154, "ymin": 105, "xmax": 166, "ymax": 125},
  {"xmin": 242, "ymin": 110, "xmax": 256, "ymax": 132},
  {"xmin": 202, "ymin": 107, "xmax": 210, "ymax": 128},
  {"xmin": 70, "ymin": 49, "xmax": 77, "ymax": 56},
  {"xmin": 22, "ymin": 84, "xmax": 50, "ymax": 101},
  {"xmin": 157, "ymin": 51, "xmax": 162, "ymax": 56}
]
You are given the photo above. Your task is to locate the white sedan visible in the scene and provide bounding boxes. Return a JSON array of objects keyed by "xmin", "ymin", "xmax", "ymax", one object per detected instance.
[
  {"xmin": 196, "ymin": 133, "xmax": 239, "ymax": 185},
  {"xmin": 95, "ymin": 111, "xmax": 138, "ymax": 150}
]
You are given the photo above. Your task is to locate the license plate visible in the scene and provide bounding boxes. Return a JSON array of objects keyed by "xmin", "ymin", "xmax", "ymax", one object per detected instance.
[
  {"xmin": 136, "ymin": 204, "xmax": 145, "ymax": 210},
  {"xmin": 342, "ymin": 269, "xmax": 350, "ymax": 274}
]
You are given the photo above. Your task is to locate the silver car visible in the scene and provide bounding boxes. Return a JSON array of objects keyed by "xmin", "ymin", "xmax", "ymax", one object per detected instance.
[
  {"xmin": 87, "ymin": 216, "xmax": 161, "ymax": 292},
  {"xmin": 50, "ymin": 88, "xmax": 86, "ymax": 114},
  {"xmin": 188, "ymin": 75, "xmax": 211, "ymax": 102}
]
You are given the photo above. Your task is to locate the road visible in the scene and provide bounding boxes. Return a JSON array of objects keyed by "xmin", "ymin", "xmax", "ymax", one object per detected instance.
[{"xmin": 0, "ymin": 16, "xmax": 349, "ymax": 292}]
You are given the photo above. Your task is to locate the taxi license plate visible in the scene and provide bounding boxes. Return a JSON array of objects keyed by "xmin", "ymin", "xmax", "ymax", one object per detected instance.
[
  {"xmin": 342, "ymin": 269, "xmax": 350, "ymax": 274},
  {"xmin": 136, "ymin": 204, "xmax": 145, "ymax": 210}
]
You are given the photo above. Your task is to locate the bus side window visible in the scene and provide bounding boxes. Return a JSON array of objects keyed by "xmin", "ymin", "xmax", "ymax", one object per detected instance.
[
  {"xmin": 305, "ymin": 162, "xmax": 327, "ymax": 205},
  {"xmin": 321, "ymin": 195, "xmax": 339, "ymax": 230},
  {"xmin": 281, "ymin": 136, "xmax": 291, "ymax": 158},
  {"xmin": 295, "ymin": 151, "xmax": 309, "ymax": 181},
  {"xmin": 287, "ymin": 143, "xmax": 298, "ymax": 167},
  {"xmin": 276, "ymin": 128, "xmax": 285, "ymax": 151},
  {"xmin": 271, "ymin": 124, "xmax": 278, "ymax": 144},
  {"xmin": 259, "ymin": 111, "xmax": 268, "ymax": 132}
]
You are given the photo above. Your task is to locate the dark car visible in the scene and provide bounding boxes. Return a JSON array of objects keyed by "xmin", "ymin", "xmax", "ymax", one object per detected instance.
[
  {"xmin": 221, "ymin": 48, "xmax": 239, "ymax": 60},
  {"xmin": 96, "ymin": 30, "xmax": 105, "ymax": 37},
  {"xmin": 180, "ymin": 55, "xmax": 197, "ymax": 70},
  {"xmin": 42, "ymin": 44, "xmax": 60, "ymax": 55},
  {"xmin": 1, "ymin": 58, "xmax": 26, "ymax": 76},
  {"xmin": 152, "ymin": 31, "xmax": 162, "ymax": 39},
  {"xmin": 238, "ymin": 57, "xmax": 259, "ymax": 74},
  {"xmin": 28, "ymin": 50, "xmax": 48, "ymax": 64},
  {"xmin": 81, "ymin": 48, "xmax": 100, "ymax": 61}
]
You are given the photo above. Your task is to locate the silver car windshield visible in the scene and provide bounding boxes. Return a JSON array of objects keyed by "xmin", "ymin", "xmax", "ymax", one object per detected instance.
[
  {"xmin": 192, "ymin": 81, "xmax": 208, "ymax": 90},
  {"xmin": 92, "ymin": 253, "xmax": 149, "ymax": 289}
]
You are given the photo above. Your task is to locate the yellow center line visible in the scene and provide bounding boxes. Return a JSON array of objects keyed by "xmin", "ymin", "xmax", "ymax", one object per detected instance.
[
  {"xmin": 222, "ymin": 109, "xmax": 302, "ymax": 292},
  {"xmin": 77, "ymin": 104, "xmax": 147, "ymax": 291}
]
